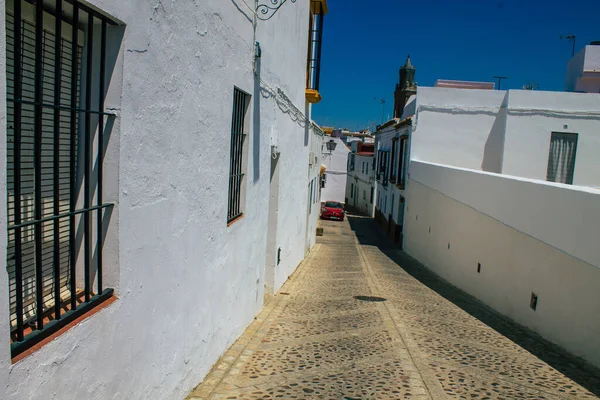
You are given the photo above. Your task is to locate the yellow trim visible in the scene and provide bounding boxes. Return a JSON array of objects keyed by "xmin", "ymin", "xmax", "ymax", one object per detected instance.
[
  {"xmin": 311, "ymin": 0, "xmax": 328, "ymax": 15},
  {"xmin": 306, "ymin": 89, "xmax": 322, "ymax": 104}
]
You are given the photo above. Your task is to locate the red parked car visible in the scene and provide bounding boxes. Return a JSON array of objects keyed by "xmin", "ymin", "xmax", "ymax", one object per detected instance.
[{"xmin": 321, "ymin": 201, "xmax": 345, "ymax": 221}]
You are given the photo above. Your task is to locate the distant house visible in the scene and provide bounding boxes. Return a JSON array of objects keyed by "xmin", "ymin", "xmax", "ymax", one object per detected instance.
[
  {"xmin": 566, "ymin": 43, "xmax": 600, "ymax": 93},
  {"xmin": 345, "ymin": 142, "xmax": 375, "ymax": 216}
]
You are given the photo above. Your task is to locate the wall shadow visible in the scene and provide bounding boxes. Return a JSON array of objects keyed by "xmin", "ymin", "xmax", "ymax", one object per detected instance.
[
  {"xmin": 347, "ymin": 216, "xmax": 600, "ymax": 396},
  {"xmin": 481, "ymin": 92, "xmax": 509, "ymax": 174}
]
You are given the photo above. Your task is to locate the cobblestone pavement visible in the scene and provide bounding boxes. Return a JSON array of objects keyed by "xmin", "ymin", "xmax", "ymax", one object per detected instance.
[{"xmin": 187, "ymin": 216, "xmax": 600, "ymax": 399}]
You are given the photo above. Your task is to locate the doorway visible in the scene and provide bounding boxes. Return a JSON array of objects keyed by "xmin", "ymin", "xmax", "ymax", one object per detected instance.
[{"xmin": 265, "ymin": 155, "xmax": 280, "ymax": 296}]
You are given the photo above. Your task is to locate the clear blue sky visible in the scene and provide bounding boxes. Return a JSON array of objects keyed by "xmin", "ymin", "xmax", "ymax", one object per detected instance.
[{"xmin": 312, "ymin": 0, "xmax": 600, "ymax": 131}]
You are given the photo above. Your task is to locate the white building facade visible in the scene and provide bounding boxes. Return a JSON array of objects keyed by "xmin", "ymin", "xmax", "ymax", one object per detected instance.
[
  {"xmin": 372, "ymin": 119, "xmax": 411, "ymax": 245},
  {"xmin": 398, "ymin": 86, "xmax": 600, "ymax": 368},
  {"xmin": 566, "ymin": 43, "xmax": 600, "ymax": 93},
  {"xmin": 320, "ymin": 136, "xmax": 350, "ymax": 204},
  {"xmin": 0, "ymin": 0, "xmax": 327, "ymax": 398},
  {"xmin": 344, "ymin": 142, "xmax": 375, "ymax": 216}
]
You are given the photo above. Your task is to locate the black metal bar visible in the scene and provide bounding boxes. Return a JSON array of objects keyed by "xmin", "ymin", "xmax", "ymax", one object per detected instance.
[
  {"xmin": 6, "ymin": 98, "xmax": 117, "ymax": 116},
  {"xmin": 10, "ymin": 288, "xmax": 114, "ymax": 358},
  {"xmin": 34, "ymin": 0, "xmax": 45, "ymax": 331},
  {"xmin": 97, "ymin": 19, "xmax": 106, "ymax": 294},
  {"xmin": 84, "ymin": 11, "xmax": 94, "ymax": 302},
  {"xmin": 20, "ymin": 0, "xmax": 118, "ymax": 26},
  {"xmin": 315, "ymin": 7, "xmax": 324, "ymax": 92},
  {"xmin": 53, "ymin": 0, "xmax": 64, "ymax": 321},
  {"xmin": 69, "ymin": 2, "xmax": 79, "ymax": 311},
  {"xmin": 8, "ymin": 204, "xmax": 114, "ymax": 231},
  {"xmin": 13, "ymin": 0, "xmax": 25, "ymax": 342}
]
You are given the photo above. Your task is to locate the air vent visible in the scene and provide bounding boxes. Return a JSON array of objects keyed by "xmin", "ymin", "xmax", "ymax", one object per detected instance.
[{"xmin": 530, "ymin": 293, "xmax": 538, "ymax": 311}]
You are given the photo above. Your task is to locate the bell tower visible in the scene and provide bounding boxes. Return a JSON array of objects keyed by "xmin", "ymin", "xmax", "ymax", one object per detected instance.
[{"xmin": 393, "ymin": 55, "xmax": 417, "ymax": 118}]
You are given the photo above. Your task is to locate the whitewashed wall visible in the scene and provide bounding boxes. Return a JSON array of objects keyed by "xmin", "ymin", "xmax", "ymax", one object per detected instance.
[
  {"xmin": 412, "ymin": 87, "xmax": 600, "ymax": 187},
  {"xmin": 412, "ymin": 87, "xmax": 507, "ymax": 172},
  {"xmin": 502, "ymin": 90, "xmax": 600, "ymax": 188},
  {"xmin": 345, "ymin": 154, "xmax": 374, "ymax": 216},
  {"xmin": 405, "ymin": 161, "xmax": 600, "ymax": 367},
  {"xmin": 321, "ymin": 137, "xmax": 350, "ymax": 204},
  {"xmin": 0, "ymin": 0, "xmax": 318, "ymax": 399},
  {"xmin": 373, "ymin": 123, "xmax": 410, "ymax": 225},
  {"xmin": 566, "ymin": 45, "xmax": 600, "ymax": 93}
]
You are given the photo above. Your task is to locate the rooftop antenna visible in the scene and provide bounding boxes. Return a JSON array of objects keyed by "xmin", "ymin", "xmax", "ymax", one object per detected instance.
[
  {"xmin": 561, "ymin": 35, "xmax": 576, "ymax": 57},
  {"xmin": 493, "ymin": 76, "xmax": 507, "ymax": 90}
]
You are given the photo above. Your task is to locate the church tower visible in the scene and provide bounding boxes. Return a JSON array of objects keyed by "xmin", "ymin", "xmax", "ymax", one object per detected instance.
[{"xmin": 393, "ymin": 55, "xmax": 417, "ymax": 118}]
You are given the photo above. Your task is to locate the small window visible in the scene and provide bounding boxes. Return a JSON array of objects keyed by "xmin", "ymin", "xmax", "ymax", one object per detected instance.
[
  {"xmin": 397, "ymin": 137, "xmax": 409, "ymax": 188},
  {"xmin": 350, "ymin": 183, "xmax": 354, "ymax": 198},
  {"xmin": 228, "ymin": 88, "xmax": 251, "ymax": 223},
  {"xmin": 363, "ymin": 190, "xmax": 366, "ymax": 200},
  {"xmin": 370, "ymin": 187, "xmax": 374, "ymax": 204},
  {"xmin": 390, "ymin": 139, "xmax": 398, "ymax": 182},
  {"xmin": 546, "ymin": 132, "xmax": 578, "ymax": 185}
]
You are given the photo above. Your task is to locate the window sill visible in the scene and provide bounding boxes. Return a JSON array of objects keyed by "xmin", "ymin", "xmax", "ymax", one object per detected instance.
[
  {"xmin": 12, "ymin": 290, "xmax": 116, "ymax": 363},
  {"xmin": 305, "ymin": 89, "xmax": 322, "ymax": 104},
  {"xmin": 227, "ymin": 213, "xmax": 245, "ymax": 227}
]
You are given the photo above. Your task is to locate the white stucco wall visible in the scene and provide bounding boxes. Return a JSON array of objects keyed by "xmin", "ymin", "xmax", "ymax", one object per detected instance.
[
  {"xmin": 501, "ymin": 90, "xmax": 600, "ymax": 187},
  {"xmin": 412, "ymin": 87, "xmax": 600, "ymax": 187},
  {"xmin": 1, "ymin": 1, "xmax": 320, "ymax": 399},
  {"xmin": 345, "ymin": 154, "xmax": 374, "ymax": 216},
  {"xmin": 321, "ymin": 137, "xmax": 350, "ymax": 204},
  {"xmin": 412, "ymin": 87, "xmax": 507, "ymax": 172},
  {"xmin": 566, "ymin": 45, "xmax": 600, "ymax": 93},
  {"xmin": 405, "ymin": 161, "xmax": 600, "ymax": 367},
  {"xmin": 373, "ymin": 123, "xmax": 410, "ymax": 225}
]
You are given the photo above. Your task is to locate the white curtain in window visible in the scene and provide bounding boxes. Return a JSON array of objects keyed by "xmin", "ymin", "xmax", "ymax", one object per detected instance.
[{"xmin": 547, "ymin": 133, "xmax": 577, "ymax": 184}]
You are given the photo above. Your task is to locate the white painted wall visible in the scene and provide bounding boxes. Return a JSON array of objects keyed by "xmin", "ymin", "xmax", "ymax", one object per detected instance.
[
  {"xmin": 412, "ymin": 87, "xmax": 507, "ymax": 172},
  {"xmin": 0, "ymin": 1, "xmax": 321, "ymax": 399},
  {"xmin": 566, "ymin": 45, "xmax": 600, "ymax": 93},
  {"xmin": 412, "ymin": 87, "xmax": 600, "ymax": 187},
  {"xmin": 405, "ymin": 161, "xmax": 600, "ymax": 367},
  {"xmin": 321, "ymin": 137, "xmax": 350, "ymax": 204},
  {"xmin": 373, "ymin": 123, "xmax": 410, "ymax": 225},
  {"xmin": 345, "ymin": 154, "xmax": 374, "ymax": 216},
  {"xmin": 502, "ymin": 90, "xmax": 600, "ymax": 187}
]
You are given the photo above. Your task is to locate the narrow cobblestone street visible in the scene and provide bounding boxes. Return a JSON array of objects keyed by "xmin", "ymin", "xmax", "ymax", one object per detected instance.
[{"xmin": 187, "ymin": 216, "xmax": 600, "ymax": 400}]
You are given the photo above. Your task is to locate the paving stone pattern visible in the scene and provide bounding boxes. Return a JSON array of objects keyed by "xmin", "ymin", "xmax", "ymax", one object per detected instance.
[{"xmin": 187, "ymin": 217, "xmax": 600, "ymax": 399}]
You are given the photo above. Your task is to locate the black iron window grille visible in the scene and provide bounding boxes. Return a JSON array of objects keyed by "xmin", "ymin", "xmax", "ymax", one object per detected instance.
[
  {"xmin": 228, "ymin": 88, "xmax": 250, "ymax": 223},
  {"xmin": 6, "ymin": 0, "xmax": 117, "ymax": 357},
  {"xmin": 397, "ymin": 137, "xmax": 408, "ymax": 188},
  {"xmin": 390, "ymin": 139, "xmax": 398, "ymax": 183},
  {"xmin": 306, "ymin": 0, "xmax": 325, "ymax": 92}
]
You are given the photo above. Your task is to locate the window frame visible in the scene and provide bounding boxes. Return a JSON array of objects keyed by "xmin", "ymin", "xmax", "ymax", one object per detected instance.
[
  {"xmin": 227, "ymin": 87, "xmax": 251, "ymax": 224},
  {"xmin": 397, "ymin": 136, "xmax": 409, "ymax": 189},
  {"xmin": 546, "ymin": 132, "xmax": 578, "ymax": 185},
  {"xmin": 6, "ymin": 0, "xmax": 118, "ymax": 358}
]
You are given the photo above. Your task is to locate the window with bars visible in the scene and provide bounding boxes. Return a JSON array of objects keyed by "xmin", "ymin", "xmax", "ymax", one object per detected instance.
[
  {"xmin": 306, "ymin": 0, "xmax": 326, "ymax": 97},
  {"xmin": 546, "ymin": 132, "xmax": 578, "ymax": 185},
  {"xmin": 228, "ymin": 88, "xmax": 250, "ymax": 223},
  {"xmin": 390, "ymin": 139, "xmax": 398, "ymax": 183},
  {"xmin": 6, "ymin": 0, "xmax": 117, "ymax": 358},
  {"xmin": 397, "ymin": 137, "xmax": 409, "ymax": 189}
]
